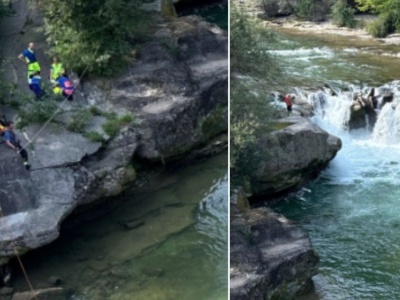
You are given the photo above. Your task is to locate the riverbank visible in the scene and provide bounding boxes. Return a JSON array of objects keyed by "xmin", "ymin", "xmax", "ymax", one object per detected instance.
[{"xmin": 266, "ymin": 15, "xmax": 400, "ymax": 47}]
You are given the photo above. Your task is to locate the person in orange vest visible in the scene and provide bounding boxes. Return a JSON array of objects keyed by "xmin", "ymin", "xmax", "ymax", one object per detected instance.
[{"xmin": 284, "ymin": 94, "xmax": 296, "ymax": 116}]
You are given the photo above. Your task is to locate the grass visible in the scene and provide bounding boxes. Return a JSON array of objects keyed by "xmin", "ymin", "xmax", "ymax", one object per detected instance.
[
  {"xmin": 269, "ymin": 122, "xmax": 294, "ymax": 131},
  {"xmin": 84, "ymin": 131, "xmax": 105, "ymax": 143},
  {"xmin": 66, "ymin": 110, "xmax": 92, "ymax": 133},
  {"xmin": 102, "ymin": 113, "xmax": 137, "ymax": 137}
]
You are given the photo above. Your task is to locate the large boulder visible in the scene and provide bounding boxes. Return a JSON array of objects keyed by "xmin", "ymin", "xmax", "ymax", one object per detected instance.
[
  {"xmin": 230, "ymin": 207, "xmax": 319, "ymax": 300},
  {"xmin": 248, "ymin": 116, "xmax": 341, "ymax": 196},
  {"xmin": 83, "ymin": 16, "xmax": 228, "ymax": 161}
]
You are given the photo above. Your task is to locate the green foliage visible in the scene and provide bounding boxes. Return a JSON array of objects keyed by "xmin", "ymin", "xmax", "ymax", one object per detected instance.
[
  {"xmin": 356, "ymin": 0, "xmax": 400, "ymax": 36},
  {"xmin": 330, "ymin": 0, "xmax": 357, "ymax": 28},
  {"xmin": 41, "ymin": 0, "xmax": 153, "ymax": 76},
  {"xmin": 17, "ymin": 98, "xmax": 60, "ymax": 129},
  {"xmin": 89, "ymin": 106, "xmax": 103, "ymax": 116},
  {"xmin": 367, "ymin": 16, "xmax": 391, "ymax": 37},
  {"xmin": 230, "ymin": 5, "xmax": 283, "ymax": 190},
  {"xmin": 230, "ymin": 5, "xmax": 278, "ymax": 77},
  {"xmin": 66, "ymin": 109, "xmax": 92, "ymax": 133},
  {"xmin": 102, "ymin": 113, "xmax": 135, "ymax": 137},
  {"xmin": 118, "ymin": 113, "xmax": 134, "ymax": 124},
  {"xmin": 84, "ymin": 131, "xmax": 104, "ymax": 143},
  {"xmin": 295, "ymin": 0, "xmax": 316, "ymax": 21}
]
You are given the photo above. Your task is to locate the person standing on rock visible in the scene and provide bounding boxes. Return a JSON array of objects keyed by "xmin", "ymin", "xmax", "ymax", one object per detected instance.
[
  {"xmin": 18, "ymin": 42, "xmax": 41, "ymax": 81},
  {"xmin": 50, "ymin": 56, "xmax": 64, "ymax": 84},
  {"xmin": 4, "ymin": 122, "xmax": 31, "ymax": 170},
  {"xmin": 284, "ymin": 94, "xmax": 295, "ymax": 116}
]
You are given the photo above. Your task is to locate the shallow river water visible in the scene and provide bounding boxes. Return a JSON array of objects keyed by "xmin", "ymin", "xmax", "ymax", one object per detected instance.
[
  {"xmin": 13, "ymin": 153, "xmax": 228, "ymax": 300},
  {"xmin": 266, "ymin": 30, "xmax": 400, "ymax": 299}
]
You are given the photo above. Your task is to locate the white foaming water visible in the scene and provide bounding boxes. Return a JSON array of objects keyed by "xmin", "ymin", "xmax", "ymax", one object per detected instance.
[
  {"xmin": 372, "ymin": 85, "xmax": 400, "ymax": 144},
  {"xmin": 309, "ymin": 83, "xmax": 400, "ymax": 186},
  {"xmin": 267, "ymin": 47, "xmax": 334, "ymax": 60}
]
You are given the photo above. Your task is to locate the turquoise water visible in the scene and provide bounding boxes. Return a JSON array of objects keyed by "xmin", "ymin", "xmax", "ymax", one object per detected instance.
[
  {"xmin": 13, "ymin": 153, "xmax": 228, "ymax": 299},
  {"xmin": 267, "ymin": 30, "xmax": 400, "ymax": 89},
  {"xmin": 266, "ymin": 30, "xmax": 400, "ymax": 299}
]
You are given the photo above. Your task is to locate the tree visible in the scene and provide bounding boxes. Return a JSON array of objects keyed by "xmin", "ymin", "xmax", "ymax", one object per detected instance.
[
  {"xmin": 230, "ymin": 5, "xmax": 281, "ymax": 190},
  {"xmin": 356, "ymin": 0, "xmax": 400, "ymax": 36},
  {"xmin": 330, "ymin": 0, "xmax": 357, "ymax": 28},
  {"xmin": 41, "ymin": 0, "xmax": 153, "ymax": 76}
]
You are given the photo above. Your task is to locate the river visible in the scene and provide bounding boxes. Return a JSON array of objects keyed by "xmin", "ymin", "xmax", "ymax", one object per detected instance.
[
  {"xmin": 12, "ymin": 153, "xmax": 228, "ymax": 300},
  {"xmin": 264, "ymin": 30, "xmax": 400, "ymax": 299}
]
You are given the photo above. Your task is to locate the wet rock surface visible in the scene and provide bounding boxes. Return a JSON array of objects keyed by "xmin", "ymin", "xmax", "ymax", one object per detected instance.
[{"xmin": 230, "ymin": 206, "xmax": 319, "ymax": 300}]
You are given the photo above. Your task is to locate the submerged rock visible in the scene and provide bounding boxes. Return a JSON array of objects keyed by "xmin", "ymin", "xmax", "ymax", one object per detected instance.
[{"xmin": 230, "ymin": 207, "xmax": 319, "ymax": 300}]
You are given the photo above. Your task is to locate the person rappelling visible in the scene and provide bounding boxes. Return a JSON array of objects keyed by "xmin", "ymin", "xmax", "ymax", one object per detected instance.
[
  {"xmin": 53, "ymin": 72, "xmax": 74, "ymax": 101},
  {"xmin": 3, "ymin": 121, "xmax": 31, "ymax": 170},
  {"xmin": 18, "ymin": 42, "xmax": 41, "ymax": 81},
  {"xmin": 50, "ymin": 56, "xmax": 64, "ymax": 84}
]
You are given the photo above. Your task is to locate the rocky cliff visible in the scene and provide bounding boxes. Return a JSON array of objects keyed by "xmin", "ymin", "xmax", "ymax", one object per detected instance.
[
  {"xmin": 0, "ymin": 14, "xmax": 227, "ymax": 263},
  {"xmin": 230, "ymin": 200, "xmax": 319, "ymax": 300}
]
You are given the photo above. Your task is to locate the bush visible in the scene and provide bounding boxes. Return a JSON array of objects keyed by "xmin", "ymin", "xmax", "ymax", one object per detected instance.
[
  {"xmin": 230, "ymin": 5, "xmax": 278, "ymax": 77},
  {"xmin": 295, "ymin": 0, "xmax": 316, "ymax": 21},
  {"xmin": 89, "ymin": 106, "xmax": 103, "ymax": 116},
  {"xmin": 230, "ymin": 5, "xmax": 282, "ymax": 191},
  {"xmin": 367, "ymin": 16, "xmax": 391, "ymax": 37},
  {"xmin": 66, "ymin": 110, "xmax": 92, "ymax": 133},
  {"xmin": 17, "ymin": 99, "xmax": 60, "ymax": 129},
  {"xmin": 102, "ymin": 113, "xmax": 135, "ymax": 137},
  {"xmin": 330, "ymin": 0, "xmax": 357, "ymax": 28},
  {"xmin": 41, "ymin": 0, "xmax": 154, "ymax": 76},
  {"xmin": 356, "ymin": 0, "xmax": 400, "ymax": 37},
  {"xmin": 84, "ymin": 131, "xmax": 104, "ymax": 143}
]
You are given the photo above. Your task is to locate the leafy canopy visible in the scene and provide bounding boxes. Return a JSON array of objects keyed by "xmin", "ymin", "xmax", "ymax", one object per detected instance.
[
  {"xmin": 41, "ymin": 0, "xmax": 153, "ymax": 76},
  {"xmin": 356, "ymin": 0, "xmax": 400, "ymax": 36}
]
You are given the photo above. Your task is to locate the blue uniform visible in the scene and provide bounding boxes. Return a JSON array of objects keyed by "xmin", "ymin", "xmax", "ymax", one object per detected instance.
[
  {"xmin": 57, "ymin": 76, "xmax": 74, "ymax": 96},
  {"xmin": 4, "ymin": 130, "xmax": 16, "ymax": 146},
  {"xmin": 22, "ymin": 48, "xmax": 37, "ymax": 63},
  {"xmin": 29, "ymin": 75, "xmax": 44, "ymax": 98}
]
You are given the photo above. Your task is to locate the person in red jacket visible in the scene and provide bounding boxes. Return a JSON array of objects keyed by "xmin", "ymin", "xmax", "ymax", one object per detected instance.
[{"xmin": 284, "ymin": 94, "xmax": 296, "ymax": 116}]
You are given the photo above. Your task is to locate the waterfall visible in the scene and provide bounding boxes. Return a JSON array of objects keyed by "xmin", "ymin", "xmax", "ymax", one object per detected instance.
[
  {"xmin": 310, "ymin": 91, "xmax": 353, "ymax": 133},
  {"xmin": 372, "ymin": 95, "xmax": 400, "ymax": 144}
]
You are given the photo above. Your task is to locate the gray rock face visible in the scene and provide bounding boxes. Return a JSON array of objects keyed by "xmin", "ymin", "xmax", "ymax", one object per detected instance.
[
  {"xmin": 0, "ymin": 149, "xmax": 36, "ymax": 216},
  {"xmin": 230, "ymin": 207, "xmax": 319, "ymax": 300},
  {"xmin": 84, "ymin": 16, "xmax": 228, "ymax": 161},
  {"xmin": 23, "ymin": 124, "xmax": 102, "ymax": 169},
  {"xmin": 249, "ymin": 116, "xmax": 341, "ymax": 196}
]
